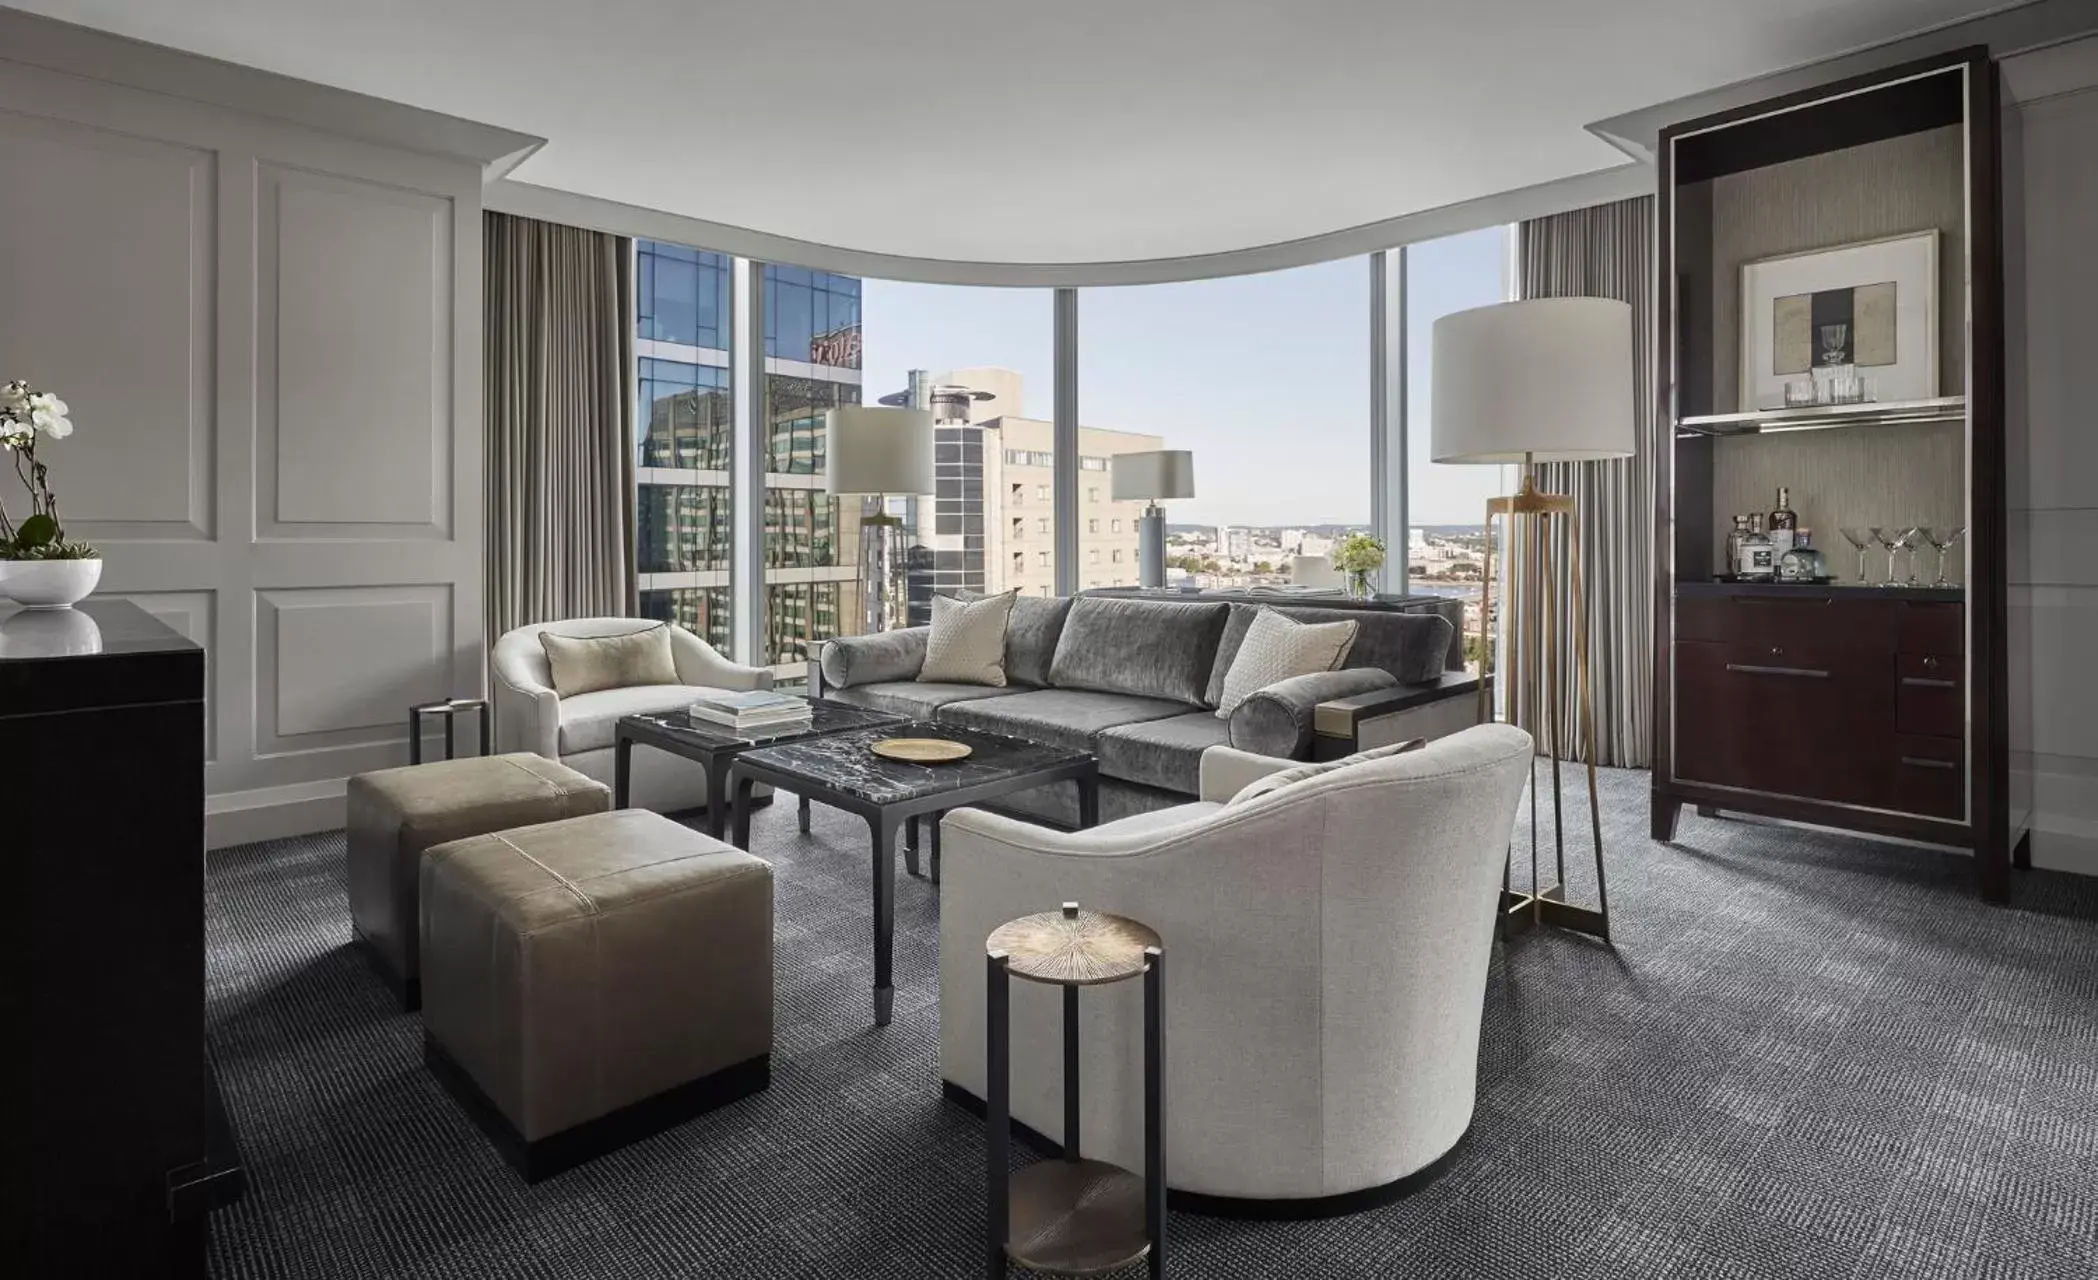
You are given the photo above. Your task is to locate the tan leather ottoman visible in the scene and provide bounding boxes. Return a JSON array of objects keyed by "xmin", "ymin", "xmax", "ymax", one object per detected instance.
[
  {"xmin": 418, "ymin": 808, "xmax": 774, "ymax": 1181},
  {"xmin": 346, "ymin": 753, "xmax": 608, "ymax": 1009}
]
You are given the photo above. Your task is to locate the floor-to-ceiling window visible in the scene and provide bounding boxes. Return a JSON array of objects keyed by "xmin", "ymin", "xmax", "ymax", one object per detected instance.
[
  {"xmin": 635, "ymin": 240, "xmax": 735, "ymax": 650},
  {"xmin": 1080, "ymin": 260, "xmax": 1371, "ymax": 590},
  {"xmin": 855, "ymin": 282, "xmax": 1054, "ymax": 611},
  {"xmin": 760, "ymin": 265, "xmax": 863, "ymax": 675},
  {"xmin": 1404, "ymin": 226, "xmax": 1514, "ymax": 666}
]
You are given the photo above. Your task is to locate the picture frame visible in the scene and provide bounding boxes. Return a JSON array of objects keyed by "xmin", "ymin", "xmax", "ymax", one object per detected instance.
[{"xmin": 1738, "ymin": 229, "xmax": 1939, "ymax": 411}]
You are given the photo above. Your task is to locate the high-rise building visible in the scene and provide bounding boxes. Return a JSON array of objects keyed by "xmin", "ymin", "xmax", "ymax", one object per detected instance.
[
  {"xmin": 1222, "ymin": 526, "xmax": 1252, "ymax": 561},
  {"xmin": 632, "ymin": 243, "xmax": 864, "ymax": 676}
]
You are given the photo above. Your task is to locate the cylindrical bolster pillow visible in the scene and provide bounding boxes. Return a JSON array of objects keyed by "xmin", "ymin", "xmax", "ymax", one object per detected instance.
[
  {"xmin": 818, "ymin": 626, "xmax": 930, "ymax": 689},
  {"xmin": 1228, "ymin": 667, "xmax": 1400, "ymax": 759}
]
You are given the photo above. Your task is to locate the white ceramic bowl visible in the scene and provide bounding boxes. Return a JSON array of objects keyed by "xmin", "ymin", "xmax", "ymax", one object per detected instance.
[{"xmin": 0, "ymin": 556, "xmax": 102, "ymax": 608}]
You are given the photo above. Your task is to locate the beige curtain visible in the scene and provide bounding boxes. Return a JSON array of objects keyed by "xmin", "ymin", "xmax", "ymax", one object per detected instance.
[
  {"xmin": 484, "ymin": 211, "xmax": 636, "ymax": 641},
  {"xmin": 1515, "ymin": 196, "xmax": 1656, "ymax": 768}
]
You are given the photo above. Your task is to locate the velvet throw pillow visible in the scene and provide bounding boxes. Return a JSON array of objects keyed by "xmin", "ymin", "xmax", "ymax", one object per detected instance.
[
  {"xmin": 1228, "ymin": 737, "xmax": 1428, "ymax": 806},
  {"xmin": 539, "ymin": 624, "xmax": 680, "ymax": 698},
  {"xmin": 919, "ymin": 590, "xmax": 1018, "ymax": 687},
  {"xmin": 1213, "ymin": 607, "xmax": 1359, "ymax": 718}
]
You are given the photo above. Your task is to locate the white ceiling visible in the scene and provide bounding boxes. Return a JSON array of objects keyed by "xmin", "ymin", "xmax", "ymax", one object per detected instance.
[{"xmin": 12, "ymin": 0, "xmax": 2016, "ymax": 265}]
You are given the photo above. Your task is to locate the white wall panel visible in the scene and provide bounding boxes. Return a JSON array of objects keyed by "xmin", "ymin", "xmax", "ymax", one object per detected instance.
[{"xmin": 257, "ymin": 585, "xmax": 450, "ymax": 745}]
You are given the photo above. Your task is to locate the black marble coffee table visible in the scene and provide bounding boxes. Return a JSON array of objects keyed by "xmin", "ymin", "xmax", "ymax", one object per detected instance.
[
  {"xmin": 613, "ymin": 700, "xmax": 907, "ymax": 839},
  {"xmin": 726, "ymin": 721, "xmax": 1100, "ymax": 1027}
]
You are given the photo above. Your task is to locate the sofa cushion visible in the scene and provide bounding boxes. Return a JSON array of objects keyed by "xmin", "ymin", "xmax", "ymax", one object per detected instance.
[
  {"xmin": 936, "ymin": 687, "xmax": 1192, "ymax": 755},
  {"xmin": 1095, "ymin": 711, "xmax": 1233, "ymax": 795},
  {"xmin": 955, "ymin": 591, "xmax": 1073, "ymax": 687},
  {"xmin": 819, "ymin": 626, "xmax": 928, "ymax": 690},
  {"xmin": 1207, "ymin": 604, "xmax": 1452, "ymax": 703},
  {"xmin": 921, "ymin": 590, "xmax": 1016, "ymax": 686},
  {"xmin": 558, "ymin": 684, "xmax": 708, "ymax": 754},
  {"xmin": 828, "ymin": 681, "xmax": 1016, "ymax": 721},
  {"xmin": 1048, "ymin": 597, "xmax": 1229, "ymax": 706},
  {"xmin": 540, "ymin": 623, "xmax": 679, "ymax": 697},
  {"xmin": 1213, "ymin": 608, "xmax": 1358, "ymax": 717}
]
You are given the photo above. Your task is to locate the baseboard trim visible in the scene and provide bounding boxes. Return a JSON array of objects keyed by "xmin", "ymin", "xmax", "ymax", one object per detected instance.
[
  {"xmin": 939, "ymin": 1080, "xmax": 1466, "ymax": 1220},
  {"xmin": 205, "ymin": 779, "xmax": 347, "ymax": 850},
  {"xmin": 2030, "ymin": 826, "xmax": 2098, "ymax": 877}
]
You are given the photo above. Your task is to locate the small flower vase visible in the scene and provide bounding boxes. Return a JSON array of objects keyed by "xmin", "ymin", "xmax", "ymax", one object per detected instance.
[{"xmin": 1345, "ymin": 569, "xmax": 1375, "ymax": 601}]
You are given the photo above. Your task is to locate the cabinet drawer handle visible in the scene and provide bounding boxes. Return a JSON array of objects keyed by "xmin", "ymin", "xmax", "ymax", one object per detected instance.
[
  {"xmin": 1900, "ymin": 756, "xmax": 1958, "ymax": 770},
  {"xmin": 1725, "ymin": 663, "xmax": 1829, "ymax": 678},
  {"xmin": 1902, "ymin": 676, "xmax": 1957, "ymax": 689}
]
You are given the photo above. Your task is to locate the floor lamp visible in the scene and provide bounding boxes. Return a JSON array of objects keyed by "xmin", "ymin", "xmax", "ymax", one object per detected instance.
[
  {"xmin": 825, "ymin": 405, "xmax": 933, "ymax": 634},
  {"xmin": 1430, "ymin": 297, "xmax": 1635, "ymax": 941},
  {"xmin": 1111, "ymin": 451, "xmax": 1195, "ymax": 589}
]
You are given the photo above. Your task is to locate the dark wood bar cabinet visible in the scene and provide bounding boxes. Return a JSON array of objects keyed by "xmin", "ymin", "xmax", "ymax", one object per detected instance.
[
  {"xmin": 1651, "ymin": 48, "xmax": 2029, "ymax": 901},
  {"xmin": 1, "ymin": 599, "xmax": 241, "ymax": 1275}
]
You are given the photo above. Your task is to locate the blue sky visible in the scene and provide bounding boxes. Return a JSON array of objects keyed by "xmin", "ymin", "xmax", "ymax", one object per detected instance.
[{"xmin": 860, "ymin": 225, "xmax": 1510, "ymax": 527}]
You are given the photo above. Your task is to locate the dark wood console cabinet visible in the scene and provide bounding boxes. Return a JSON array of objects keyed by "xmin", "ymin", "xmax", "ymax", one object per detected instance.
[{"xmin": 1651, "ymin": 49, "xmax": 2027, "ymax": 900}]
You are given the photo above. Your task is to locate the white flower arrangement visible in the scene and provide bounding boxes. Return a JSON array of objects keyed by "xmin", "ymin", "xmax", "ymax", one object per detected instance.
[{"xmin": 1, "ymin": 378, "xmax": 96, "ymax": 560}]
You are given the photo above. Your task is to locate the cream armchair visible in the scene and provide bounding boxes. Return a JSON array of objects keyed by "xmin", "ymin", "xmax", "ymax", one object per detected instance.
[
  {"xmin": 938, "ymin": 723, "xmax": 1533, "ymax": 1210},
  {"xmin": 490, "ymin": 618, "xmax": 772, "ymax": 813}
]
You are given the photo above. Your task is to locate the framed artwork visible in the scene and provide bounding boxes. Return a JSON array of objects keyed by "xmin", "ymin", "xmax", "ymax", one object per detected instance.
[{"xmin": 1738, "ymin": 230, "xmax": 1938, "ymax": 411}]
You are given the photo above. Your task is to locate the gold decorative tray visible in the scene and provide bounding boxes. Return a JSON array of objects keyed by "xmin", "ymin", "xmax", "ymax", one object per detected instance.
[{"xmin": 870, "ymin": 737, "xmax": 972, "ymax": 763}]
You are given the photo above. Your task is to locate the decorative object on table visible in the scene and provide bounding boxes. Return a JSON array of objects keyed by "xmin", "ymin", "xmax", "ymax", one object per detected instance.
[
  {"xmin": 1432, "ymin": 295, "xmax": 1633, "ymax": 941},
  {"xmin": 1738, "ymin": 230, "xmax": 1938, "ymax": 411},
  {"xmin": 984, "ymin": 903, "xmax": 1164, "ymax": 1279},
  {"xmin": 1920, "ymin": 525, "xmax": 1966, "ymax": 587},
  {"xmin": 1211, "ymin": 606, "xmax": 1357, "ymax": 718},
  {"xmin": 1110, "ymin": 450, "xmax": 1195, "ymax": 590},
  {"xmin": 869, "ymin": 737, "xmax": 972, "ymax": 763},
  {"xmin": 826, "ymin": 405, "xmax": 934, "ymax": 634},
  {"xmin": 687, "ymin": 688, "xmax": 812, "ymax": 734},
  {"xmin": 408, "ymin": 697, "xmax": 490, "ymax": 764},
  {"xmin": 0, "ymin": 379, "xmax": 99, "ymax": 608},
  {"xmin": 919, "ymin": 589, "xmax": 1018, "ymax": 686},
  {"xmin": 1776, "ymin": 530, "xmax": 1831, "ymax": 583},
  {"xmin": 1330, "ymin": 531, "xmax": 1387, "ymax": 600}
]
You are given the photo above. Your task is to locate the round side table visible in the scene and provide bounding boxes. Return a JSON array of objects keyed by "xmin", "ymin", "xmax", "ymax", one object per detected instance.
[{"xmin": 984, "ymin": 903, "xmax": 1164, "ymax": 1279}]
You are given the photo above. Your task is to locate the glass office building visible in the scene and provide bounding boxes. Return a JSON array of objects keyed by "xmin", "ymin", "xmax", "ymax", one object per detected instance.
[{"xmin": 633, "ymin": 243, "xmax": 865, "ymax": 675}]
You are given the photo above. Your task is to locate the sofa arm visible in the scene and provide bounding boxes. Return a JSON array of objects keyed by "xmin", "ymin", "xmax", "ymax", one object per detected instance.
[
  {"xmin": 490, "ymin": 662, "xmax": 561, "ymax": 759},
  {"xmin": 1312, "ymin": 672, "xmax": 1487, "ymax": 757},
  {"xmin": 818, "ymin": 626, "xmax": 929, "ymax": 689},
  {"xmin": 1227, "ymin": 668, "xmax": 1399, "ymax": 759},
  {"xmin": 670, "ymin": 625, "xmax": 773, "ymax": 691},
  {"xmin": 1197, "ymin": 746, "xmax": 1304, "ymax": 804}
]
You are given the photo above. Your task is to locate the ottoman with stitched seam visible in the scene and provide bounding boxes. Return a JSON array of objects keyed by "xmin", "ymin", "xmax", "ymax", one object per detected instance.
[
  {"xmin": 418, "ymin": 808, "xmax": 774, "ymax": 1181},
  {"xmin": 346, "ymin": 752, "xmax": 609, "ymax": 1009}
]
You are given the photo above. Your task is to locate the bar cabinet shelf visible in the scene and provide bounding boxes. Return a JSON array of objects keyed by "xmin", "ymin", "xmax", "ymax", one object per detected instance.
[{"xmin": 1676, "ymin": 394, "xmax": 1968, "ymax": 437}]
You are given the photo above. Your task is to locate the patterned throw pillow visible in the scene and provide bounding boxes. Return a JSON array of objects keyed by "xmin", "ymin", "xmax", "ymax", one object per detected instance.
[
  {"xmin": 1228, "ymin": 737, "xmax": 1428, "ymax": 806},
  {"xmin": 1213, "ymin": 607, "xmax": 1359, "ymax": 718},
  {"xmin": 538, "ymin": 624, "xmax": 680, "ymax": 698},
  {"xmin": 919, "ymin": 590, "xmax": 1018, "ymax": 687}
]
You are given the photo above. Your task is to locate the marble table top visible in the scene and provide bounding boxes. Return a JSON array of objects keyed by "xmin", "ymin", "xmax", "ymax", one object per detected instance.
[
  {"xmin": 620, "ymin": 699, "xmax": 903, "ymax": 753},
  {"xmin": 734, "ymin": 719, "xmax": 1094, "ymax": 806}
]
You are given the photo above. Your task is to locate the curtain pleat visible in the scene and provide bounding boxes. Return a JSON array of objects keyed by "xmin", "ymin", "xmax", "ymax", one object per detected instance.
[
  {"xmin": 483, "ymin": 211, "xmax": 637, "ymax": 644},
  {"xmin": 1515, "ymin": 196, "xmax": 1656, "ymax": 768}
]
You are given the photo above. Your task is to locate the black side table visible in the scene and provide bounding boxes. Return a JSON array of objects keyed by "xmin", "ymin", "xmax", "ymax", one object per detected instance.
[
  {"xmin": 409, "ymin": 698, "xmax": 489, "ymax": 764},
  {"xmin": 985, "ymin": 903, "xmax": 1164, "ymax": 1279}
]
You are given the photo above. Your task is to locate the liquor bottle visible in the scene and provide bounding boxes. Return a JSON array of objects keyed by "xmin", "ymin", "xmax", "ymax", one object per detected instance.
[
  {"xmin": 1778, "ymin": 528, "xmax": 1828, "ymax": 582},
  {"xmin": 1739, "ymin": 514, "xmax": 1776, "ymax": 581},
  {"xmin": 1768, "ymin": 487, "xmax": 1798, "ymax": 558},
  {"xmin": 1725, "ymin": 515, "xmax": 1750, "ymax": 578}
]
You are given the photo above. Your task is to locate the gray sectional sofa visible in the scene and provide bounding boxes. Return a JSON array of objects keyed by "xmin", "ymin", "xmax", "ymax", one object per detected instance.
[{"xmin": 811, "ymin": 593, "xmax": 1481, "ymax": 826}]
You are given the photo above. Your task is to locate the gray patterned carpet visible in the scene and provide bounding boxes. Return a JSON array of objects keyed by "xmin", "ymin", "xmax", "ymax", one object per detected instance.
[{"xmin": 203, "ymin": 769, "xmax": 2098, "ymax": 1280}]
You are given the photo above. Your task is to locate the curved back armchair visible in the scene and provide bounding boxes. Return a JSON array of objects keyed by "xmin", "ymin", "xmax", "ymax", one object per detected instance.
[
  {"xmin": 490, "ymin": 618, "xmax": 770, "ymax": 812},
  {"xmin": 938, "ymin": 722, "xmax": 1533, "ymax": 1212}
]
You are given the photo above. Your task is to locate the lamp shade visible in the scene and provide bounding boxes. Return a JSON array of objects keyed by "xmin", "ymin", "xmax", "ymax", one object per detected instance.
[
  {"xmin": 1430, "ymin": 297, "xmax": 1636, "ymax": 464},
  {"xmin": 1111, "ymin": 450, "xmax": 1195, "ymax": 501},
  {"xmin": 824, "ymin": 406, "xmax": 934, "ymax": 496}
]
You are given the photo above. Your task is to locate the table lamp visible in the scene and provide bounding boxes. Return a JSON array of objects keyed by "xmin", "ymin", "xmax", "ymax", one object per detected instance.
[
  {"xmin": 1431, "ymin": 296, "xmax": 1634, "ymax": 941},
  {"xmin": 825, "ymin": 406, "xmax": 933, "ymax": 633},
  {"xmin": 1110, "ymin": 450, "xmax": 1195, "ymax": 590}
]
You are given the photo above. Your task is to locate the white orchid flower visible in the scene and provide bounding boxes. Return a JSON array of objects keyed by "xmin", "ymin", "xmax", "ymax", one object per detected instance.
[
  {"xmin": 0, "ymin": 383, "xmax": 29, "ymax": 416},
  {"xmin": 28, "ymin": 394, "xmax": 71, "ymax": 438}
]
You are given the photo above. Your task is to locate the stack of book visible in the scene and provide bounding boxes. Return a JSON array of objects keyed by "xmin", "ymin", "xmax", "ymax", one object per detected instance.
[{"xmin": 687, "ymin": 689, "xmax": 813, "ymax": 735}]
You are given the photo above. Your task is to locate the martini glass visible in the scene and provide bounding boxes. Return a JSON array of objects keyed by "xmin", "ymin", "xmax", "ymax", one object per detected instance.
[
  {"xmin": 1895, "ymin": 526, "xmax": 1926, "ymax": 586},
  {"xmin": 1925, "ymin": 526, "xmax": 1967, "ymax": 587},
  {"xmin": 1840, "ymin": 528, "xmax": 1876, "ymax": 584},
  {"xmin": 1870, "ymin": 527, "xmax": 1904, "ymax": 587}
]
